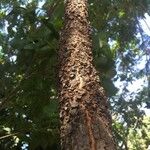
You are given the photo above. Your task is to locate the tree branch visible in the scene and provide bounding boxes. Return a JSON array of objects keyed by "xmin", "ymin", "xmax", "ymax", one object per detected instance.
[{"xmin": 0, "ymin": 132, "xmax": 19, "ymax": 140}]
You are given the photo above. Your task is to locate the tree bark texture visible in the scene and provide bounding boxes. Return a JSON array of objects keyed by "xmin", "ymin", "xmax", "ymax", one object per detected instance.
[{"xmin": 58, "ymin": 0, "xmax": 116, "ymax": 149}]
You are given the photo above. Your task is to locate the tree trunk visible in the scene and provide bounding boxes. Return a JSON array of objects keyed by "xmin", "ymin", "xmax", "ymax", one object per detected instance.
[{"xmin": 58, "ymin": 0, "xmax": 116, "ymax": 149}]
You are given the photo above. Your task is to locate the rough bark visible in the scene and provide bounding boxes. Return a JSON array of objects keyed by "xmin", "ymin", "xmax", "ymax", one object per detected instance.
[{"xmin": 58, "ymin": 0, "xmax": 116, "ymax": 149}]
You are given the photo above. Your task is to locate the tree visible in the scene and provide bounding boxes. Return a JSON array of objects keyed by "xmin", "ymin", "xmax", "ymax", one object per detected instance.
[
  {"xmin": 0, "ymin": 0, "xmax": 150, "ymax": 149},
  {"xmin": 58, "ymin": 0, "xmax": 116, "ymax": 149}
]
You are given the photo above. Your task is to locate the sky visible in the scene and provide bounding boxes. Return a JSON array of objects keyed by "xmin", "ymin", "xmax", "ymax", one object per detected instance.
[
  {"xmin": 140, "ymin": 13, "xmax": 150, "ymax": 36},
  {"xmin": 139, "ymin": 14, "xmax": 150, "ymax": 115}
]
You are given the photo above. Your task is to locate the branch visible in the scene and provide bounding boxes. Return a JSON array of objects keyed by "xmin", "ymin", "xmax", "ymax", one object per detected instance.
[{"xmin": 0, "ymin": 132, "xmax": 19, "ymax": 140}]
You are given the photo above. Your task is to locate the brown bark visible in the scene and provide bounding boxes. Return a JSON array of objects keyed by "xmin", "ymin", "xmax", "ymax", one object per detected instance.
[{"xmin": 58, "ymin": 0, "xmax": 116, "ymax": 149}]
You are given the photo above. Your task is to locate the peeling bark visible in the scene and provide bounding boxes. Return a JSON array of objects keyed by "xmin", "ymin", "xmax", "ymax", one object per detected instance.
[{"xmin": 58, "ymin": 0, "xmax": 116, "ymax": 149}]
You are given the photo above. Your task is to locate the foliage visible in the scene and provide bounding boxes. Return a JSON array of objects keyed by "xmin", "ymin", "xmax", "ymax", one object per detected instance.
[
  {"xmin": 128, "ymin": 116, "xmax": 150, "ymax": 150},
  {"xmin": 0, "ymin": 0, "xmax": 150, "ymax": 149}
]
